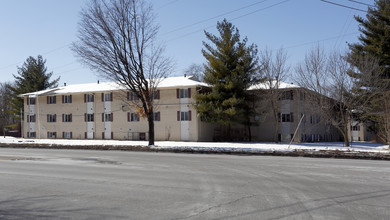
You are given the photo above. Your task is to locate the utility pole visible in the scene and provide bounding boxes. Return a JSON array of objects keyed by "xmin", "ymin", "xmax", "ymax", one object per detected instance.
[
  {"xmin": 2, "ymin": 108, "xmax": 5, "ymax": 138},
  {"xmin": 20, "ymin": 108, "xmax": 23, "ymax": 138}
]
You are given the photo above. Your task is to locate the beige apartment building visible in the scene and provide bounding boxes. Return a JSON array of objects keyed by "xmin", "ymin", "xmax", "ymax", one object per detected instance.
[{"xmin": 20, "ymin": 76, "xmax": 342, "ymax": 142}]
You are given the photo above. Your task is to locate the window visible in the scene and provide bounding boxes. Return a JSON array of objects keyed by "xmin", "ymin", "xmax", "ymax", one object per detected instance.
[
  {"xmin": 63, "ymin": 132, "xmax": 72, "ymax": 139},
  {"xmin": 153, "ymin": 90, "xmax": 160, "ymax": 100},
  {"xmin": 28, "ymin": 97, "xmax": 36, "ymax": 105},
  {"xmin": 180, "ymin": 89, "xmax": 189, "ymax": 98},
  {"xmin": 278, "ymin": 113, "xmax": 294, "ymax": 122},
  {"xmin": 128, "ymin": 92, "xmax": 139, "ymax": 101},
  {"xmin": 85, "ymin": 113, "xmax": 94, "ymax": 122},
  {"xmin": 28, "ymin": 115, "xmax": 36, "ymax": 123},
  {"xmin": 47, "ymin": 132, "xmax": 56, "ymax": 139},
  {"xmin": 300, "ymin": 91, "xmax": 305, "ymax": 101},
  {"xmin": 47, "ymin": 96, "xmax": 56, "ymax": 104},
  {"xmin": 352, "ymin": 125, "xmax": 360, "ymax": 131},
  {"xmin": 47, "ymin": 114, "xmax": 56, "ymax": 123},
  {"xmin": 63, "ymin": 95, "xmax": 72, "ymax": 103},
  {"xmin": 154, "ymin": 112, "xmax": 160, "ymax": 121},
  {"xmin": 177, "ymin": 88, "xmax": 191, "ymax": 99},
  {"xmin": 63, "ymin": 114, "xmax": 72, "ymax": 122},
  {"xmin": 103, "ymin": 93, "xmax": 112, "ymax": 102},
  {"xmin": 104, "ymin": 113, "xmax": 113, "ymax": 122},
  {"xmin": 129, "ymin": 112, "xmax": 139, "ymax": 122},
  {"xmin": 85, "ymin": 94, "xmax": 94, "ymax": 102},
  {"xmin": 177, "ymin": 111, "xmax": 192, "ymax": 121},
  {"xmin": 279, "ymin": 90, "xmax": 294, "ymax": 100},
  {"xmin": 27, "ymin": 132, "xmax": 36, "ymax": 138}
]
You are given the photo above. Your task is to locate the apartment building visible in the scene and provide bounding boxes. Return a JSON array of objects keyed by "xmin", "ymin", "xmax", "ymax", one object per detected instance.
[
  {"xmin": 21, "ymin": 76, "xmax": 217, "ymax": 141},
  {"xmin": 20, "ymin": 76, "xmax": 342, "ymax": 142}
]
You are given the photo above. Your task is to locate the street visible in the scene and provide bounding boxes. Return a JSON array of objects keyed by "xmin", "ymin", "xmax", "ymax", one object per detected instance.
[{"xmin": 0, "ymin": 148, "xmax": 389, "ymax": 219}]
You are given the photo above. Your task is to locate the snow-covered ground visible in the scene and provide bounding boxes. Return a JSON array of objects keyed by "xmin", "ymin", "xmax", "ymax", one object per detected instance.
[{"xmin": 0, "ymin": 136, "xmax": 388, "ymax": 153}]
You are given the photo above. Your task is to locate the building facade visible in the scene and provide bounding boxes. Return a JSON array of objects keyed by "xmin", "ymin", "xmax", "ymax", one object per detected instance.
[{"xmin": 21, "ymin": 76, "xmax": 342, "ymax": 142}]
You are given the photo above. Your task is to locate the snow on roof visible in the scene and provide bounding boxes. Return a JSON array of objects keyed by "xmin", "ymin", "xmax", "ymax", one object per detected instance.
[
  {"xmin": 19, "ymin": 75, "xmax": 208, "ymax": 97},
  {"xmin": 19, "ymin": 76, "xmax": 300, "ymax": 97},
  {"xmin": 248, "ymin": 80, "xmax": 301, "ymax": 90}
]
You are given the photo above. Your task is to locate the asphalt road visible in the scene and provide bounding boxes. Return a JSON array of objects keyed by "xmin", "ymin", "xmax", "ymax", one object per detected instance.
[{"xmin": 0, "ymin": 148, "xmax": 389, "ymax": 219}]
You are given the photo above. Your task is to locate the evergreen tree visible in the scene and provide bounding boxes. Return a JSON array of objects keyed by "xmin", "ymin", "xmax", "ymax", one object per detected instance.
[
  {"xmin": 348, "ymin": 0, "xmax": 390, "ymax": 80},
  {"xmin": 348, "ymin": 0, "xmax": 390, "ymax": 143},
  {"xmin": 196, "ymin": 19, "xmax": 259, "ymax": 141},
  {"xmin": 8, "ymin": 55, "xmax": 59, "ymax": 119}
]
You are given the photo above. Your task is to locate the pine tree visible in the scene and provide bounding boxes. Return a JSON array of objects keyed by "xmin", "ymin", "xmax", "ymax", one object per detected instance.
[
  {"xmin": 196, "ymin": 19, "xmax": 259, "ymax": 141},
  {"xmin": 348, "ymin": 0, "xmax": 390, "ymax": 143},
  {"xmin": 348, "ymin": 0, "xmax": 390, "ymax": 80},
  {"xmin": 8, "ymin": 55, "xmax": 59, "ymax": 119}
]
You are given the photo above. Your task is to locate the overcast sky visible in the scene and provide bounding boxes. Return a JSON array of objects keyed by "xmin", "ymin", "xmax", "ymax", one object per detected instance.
[{"xmin": 0, "ymin": 0, "xmax": 373, "ymax": 86}]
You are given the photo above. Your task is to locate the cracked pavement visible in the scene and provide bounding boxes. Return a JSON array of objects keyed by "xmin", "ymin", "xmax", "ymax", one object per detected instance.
[{"xmin": 0, "ymin": 148, "xmax": 389, "ymax": 219}]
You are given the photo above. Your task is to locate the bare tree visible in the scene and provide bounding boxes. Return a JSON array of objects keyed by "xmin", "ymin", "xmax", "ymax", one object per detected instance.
[
  {"xmin": 258, "ymin": 47, "xmax": 290, "ymax": 142},
  {"xmin": 184, "ymin": 63, "xmax": 204, "ymax": 82},
  {"xmin": 72, "ymin": 0, "xmax": 174, "ymax": 145},
  {"xmin": 0, "ymin": 82, "xmax": 15, "ymax": 136},
  {"xmin": 295, "ymin": 45, "xmax": 383, "ymax": 146}
]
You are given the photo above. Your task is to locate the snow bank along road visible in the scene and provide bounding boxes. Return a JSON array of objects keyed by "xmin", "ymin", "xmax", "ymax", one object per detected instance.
[
  {"xmin": 0, "ymin": 148, "xmax": 389, "ymax": 219},
  {"xmin": 1, "ymin": 136, "xmax": 390, "ymax": 160}
]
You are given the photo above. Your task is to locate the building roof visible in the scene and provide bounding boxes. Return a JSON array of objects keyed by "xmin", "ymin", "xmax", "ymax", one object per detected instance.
[
  {"xmin": 19, "ymin": 76, "xmax": 301, "ymax": 97},
  {"xmin": 19, "ymin": 75, "xmax": 207, "ymax": 97},
  {"xmin": 248, "ymin": 80, "xmax": 301, "ymax": 90}
]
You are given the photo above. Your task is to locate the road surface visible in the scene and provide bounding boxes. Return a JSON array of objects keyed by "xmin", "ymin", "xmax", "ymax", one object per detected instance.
[{"xmin": 0, "ymin": 148, "xmax": 389, "ymax": 219}]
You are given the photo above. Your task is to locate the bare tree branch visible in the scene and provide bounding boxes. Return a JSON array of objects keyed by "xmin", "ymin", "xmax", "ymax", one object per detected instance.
[{"xmin": 72, "ymin": 0, "xmax": 174, "ymax": 145}]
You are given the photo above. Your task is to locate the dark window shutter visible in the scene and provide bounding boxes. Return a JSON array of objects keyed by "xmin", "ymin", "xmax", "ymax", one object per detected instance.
[
  {"xmin": 101, "ymin": 93, "xmax": 104, "ymax": 102},
  {"xmin": 158, "ymin": 112, "xmax": 160, "ymax": 121},
  {"xmin": 54, "ymin": 96, "xmax": 56, "ymax": 104},
  {"xmin": 70, "ymin": 114, "xmax": 72, "ymax": 122},
  {"xmin": 47, "ymin": 96, "xmax": 49, "ymax": 104},
  {"xmin": 111, "ymin": 132, "xmax": 113, "ymax": 139},
  {"xmin": 189, "ymin": 111, "xmax": 192, "ymax": 121},
  {"xmin": 157, "ymin": 90, "xmax": 160, "ymax": 99},
  {"xmin": 102, "ymin": 113, "xmax": 104, "ymax": 122},
  {"xmin": 110, "ymin": 92, "xmax": 113, "ymax": 101},
  {"xmin": 176, "ymin": 89, "xmax": 179, "ymax": 98},
  {"xmin": 84, "ymin": 113, "xmax": 86, "ymax": 122},
  {"xmin": 85, "ymin": 132, "xmax": 87, "ymax": 139},
  {"xmin": 188, "ymin": 88, "xmax": 191, "ymax": 98},
  {"xmin": 291, "ymin": 112, "xmax": 294, "ymax": 122},
  {"xmin": 47, "ymin": 114, "xmax": 49, "ymax": 122},
  {"xmin": 27, "ymin": 98, "xmax": 29, "ymax": 105},
  {"xmin": 70, "ymin": 132, "xmax": 73, "ymax": 139},
  {"xmin": 177, "ymin": 111, "xmax": 180, "ymax": 121},
  {"xmin": 127, "ymin": 92, "xmax": 130, "ymax": 101},
  {"xmin": 111, "ymin": 113, "xmax": 113, "ymax": 122},
  {"xmin": 127, "ymin": 112, "xmax": 130, "ymax": 122},
  {"xmin": 63, "ymin": 132, "xmax": 65, "ymax": 138},
  {"xmin": 62, "ymin": 114, "xmax": 64, "ymax": 122},
  {"xmin": 54, "ymin": 114, "xmax": 57, "ymax": 122},
  {"xmin": 47, "ymin": 132, "xmax": 49, "ymax": 138},
  {"xmin": 102, "ymin": 132, "xmax": 104, "ymax": 139},
  {"xmin": 137, "ymin": 114, "xmax": 140, "ymax": 121},
  {"xmin": 27, "ymin": 115, "xmax": 29, "ymax": 123},
  {"xmin": 84, "ymin": 94, "xmax": 86, "ymax": 103},
  {"xmin": 62, "ymin": 95, "xmax": 64, "ymax": 103},
  {"xmin": 70, "ymin": 95, "xmax": 72, "ymax": 103},
  {"xmin": 278, "ymin": 113, "xmax": 281, "ymax": 122}
]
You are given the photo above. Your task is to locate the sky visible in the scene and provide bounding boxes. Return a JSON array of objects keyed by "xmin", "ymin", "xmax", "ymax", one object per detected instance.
[{"xmin": 0, "ymin": 0, "xmax": 374, "ymax": 86}]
